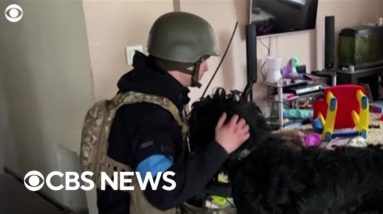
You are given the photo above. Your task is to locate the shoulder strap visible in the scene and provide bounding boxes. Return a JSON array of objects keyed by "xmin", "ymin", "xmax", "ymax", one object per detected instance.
[
  {"xmin": 117, "ymin": 91, "xmax": 189, "ymax": 162},
  {"xmin": 113, "ymin": 91, "xmax": 188, "ymax": 138}
]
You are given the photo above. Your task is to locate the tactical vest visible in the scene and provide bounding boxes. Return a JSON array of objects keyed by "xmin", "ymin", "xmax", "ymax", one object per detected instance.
[
  {"xmin": 81, "ymin": 91, "xmax": 187, "ymax": 214},
  {"xmin": 80, "ymin": 91, "xmax": 236, "ymax": 214}
]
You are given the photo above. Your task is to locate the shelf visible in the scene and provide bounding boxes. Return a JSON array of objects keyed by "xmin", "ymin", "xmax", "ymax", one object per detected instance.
[
  {"xmin": 287, "ymin": 90, "xmax": 323, "ymax": 101},
  {"xmin": 337, "ymin": 65, "xmax": 383, "ymax": 100},
  {"xmin": 312, "ymin": 69, "xmax": 337, "ymax": 77},
  {"xmin": 286, "ymin": 90, "xmax": 323, "ymax": 102},
  {"xmin": 266, "ymin": 118, "xmax": 309, "ymax": 130},
  {"xmin": 337, "ymin": 65, "xmax": 383, "ymax": 75},
  {"xmin": 264, "ymin": 80, "xmax": 313, "ymax": 88},
  {"xmin": 269, "ymin": 90, "xmax": 323, "ymax": 102},
  {"xmin": 264, "ymin": 80, "xmax": 323, "ymax": 130}
]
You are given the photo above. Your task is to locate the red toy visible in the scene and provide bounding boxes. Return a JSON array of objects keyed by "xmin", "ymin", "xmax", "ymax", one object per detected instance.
[{"xmin": 312, "ymin": 84, "xmax": 370, "ymax": 141}]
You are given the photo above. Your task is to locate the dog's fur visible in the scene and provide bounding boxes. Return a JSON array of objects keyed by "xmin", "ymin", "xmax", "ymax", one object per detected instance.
[{"xmin": 188, "ymin": 88, "xmax": 383, "ymax": 214}]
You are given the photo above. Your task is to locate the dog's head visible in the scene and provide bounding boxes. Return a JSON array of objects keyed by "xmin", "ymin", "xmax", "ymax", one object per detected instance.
[{"xmin": 188, "ymin": 88, "xmax": 271, "ymax": 164}]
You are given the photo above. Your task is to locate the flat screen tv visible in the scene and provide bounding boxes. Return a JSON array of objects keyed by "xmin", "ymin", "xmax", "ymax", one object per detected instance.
[{"xmin": 250, "ymin": 0, "xmax": 318, "ymax": 37}]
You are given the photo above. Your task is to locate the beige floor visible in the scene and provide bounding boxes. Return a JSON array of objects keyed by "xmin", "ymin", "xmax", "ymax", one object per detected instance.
[
  {"xmin": 0, "ymin": 173, "xmax": 73, "ymax": 214},
  {"xmin": 275, "ymin": 113, "xmax": 383, "ymax": 145}
]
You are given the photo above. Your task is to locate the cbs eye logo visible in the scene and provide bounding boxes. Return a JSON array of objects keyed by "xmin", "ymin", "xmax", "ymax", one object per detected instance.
[
  {"xmin": 24, "ymin": 171, "xmax": 45, "ymax": 191},
  {"xmin": 4, "ymin": 4, "xmax": 23, "ymax": 23}
]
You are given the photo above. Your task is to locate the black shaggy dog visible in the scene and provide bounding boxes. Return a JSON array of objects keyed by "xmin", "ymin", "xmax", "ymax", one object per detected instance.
[{"xmin": 188, "ymin": 88, "xmax": 383, "ymax": 214}]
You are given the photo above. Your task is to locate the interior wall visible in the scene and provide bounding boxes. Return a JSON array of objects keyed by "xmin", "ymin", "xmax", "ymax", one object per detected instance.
[
  {"xmin": 82, "ymin": 0, "xmax": 174, "ymax": 101},
  {"xmin": 0, "ymin": 0, "xmax": 94, "ymax": 212},
  {"xmin": 0, "ymin": 34, "xmax": 4, "ymax": 174}
]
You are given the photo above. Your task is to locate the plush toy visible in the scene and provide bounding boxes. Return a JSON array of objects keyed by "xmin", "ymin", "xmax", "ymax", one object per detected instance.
[
  {"xmin": 301, "ymin": 133, "xmax": 322, "ymax": 147},
  {"xmin": 283, "ymin": 57, "xmax": 300, "ymax": 78}
]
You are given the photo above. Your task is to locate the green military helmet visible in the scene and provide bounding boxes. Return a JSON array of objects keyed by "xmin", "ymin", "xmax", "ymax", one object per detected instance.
[{"xmin": 147, "ymin": 11, "xmax": 219, "ymax": 64}]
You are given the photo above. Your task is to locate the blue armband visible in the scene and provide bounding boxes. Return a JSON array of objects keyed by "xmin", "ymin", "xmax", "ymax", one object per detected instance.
[{"xmin": 136, "ymin": 155, "xmax": 173, "ymax": 177}]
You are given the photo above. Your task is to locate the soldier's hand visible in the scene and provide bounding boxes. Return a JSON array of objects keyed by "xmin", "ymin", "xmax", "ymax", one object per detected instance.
[{"xmin": 215, "ymin": 113, "xmax": 250, "ymax": 154}]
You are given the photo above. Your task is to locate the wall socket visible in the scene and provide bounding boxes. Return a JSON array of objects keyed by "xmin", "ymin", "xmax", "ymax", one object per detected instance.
[{"xmin": 126, "ymin": 45, "xmax": 143, "ymax": 65}]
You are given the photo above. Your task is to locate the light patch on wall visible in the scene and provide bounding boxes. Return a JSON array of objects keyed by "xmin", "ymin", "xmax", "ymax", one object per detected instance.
[
  {"xmin": 0, "ymin": 76, "xmax": 4, "ymax": 174},
  {"xmin": 126, "ymin": 45, "xmax": 143, "ymax": 65},
  {"xmin": 56, "ymin": 144, "xmax": 88, "ymax": 213}
]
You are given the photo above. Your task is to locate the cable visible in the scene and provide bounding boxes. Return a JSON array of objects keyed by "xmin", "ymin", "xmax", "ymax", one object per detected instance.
[
  {"xmin": 276, "ymin": 36, "xmax": 279, "ymax": 56},
  {"xmin": 201, "ymin": 22, "xmax": 239, "ymax": 98},
  {"xmin": 268, "ymin": 36, "xmax": 271, "ymax": 56},
  {"xmin": 242, "ymin": 36, "xmax": 272, "ymax": 102},
  {"xmin": 259, "ymin": 58, "xmax": 267, "ymax": 80},
  {"xmin": 259, "ymin": 38, "xmax": 268, "ymax": 51},
  {"xmin": 258, "ymin": 37, "xmax": 272, "ymax": 81}
]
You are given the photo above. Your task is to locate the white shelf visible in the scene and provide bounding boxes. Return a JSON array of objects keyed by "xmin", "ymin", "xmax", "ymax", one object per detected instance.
[{"xmin": 264, "ymin": 80, "xmax": 323, "ymax": 129}]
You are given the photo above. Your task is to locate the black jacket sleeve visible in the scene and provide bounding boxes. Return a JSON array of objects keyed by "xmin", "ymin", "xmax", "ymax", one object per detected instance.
[
  {"xmin": 112, "ymin": 103, "xmax": 229, "ymax": 210},
  {"xmin": 144, "ymin": 140, "xmax": 229, "ymax": 210}
]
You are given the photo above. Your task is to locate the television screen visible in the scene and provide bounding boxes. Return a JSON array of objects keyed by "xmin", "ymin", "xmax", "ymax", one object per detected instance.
[{"xmin": 250, "ymin": 0, "xmax": 318, "ymax": 36}]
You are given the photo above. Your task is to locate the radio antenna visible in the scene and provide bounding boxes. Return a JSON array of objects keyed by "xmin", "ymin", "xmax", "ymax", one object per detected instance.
[{"xmin": 200, "ymin": 22, "xmax": 238, "ymax": 99}]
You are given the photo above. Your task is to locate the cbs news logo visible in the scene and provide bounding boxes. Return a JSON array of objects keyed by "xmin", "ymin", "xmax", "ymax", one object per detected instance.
[
  {"xmin": 4, "ymin": 4, "xmax": 23, "ymax": 23},
  {"xmin": 24, "ymin": 170, "xmax": 177, "ymax": 191}
]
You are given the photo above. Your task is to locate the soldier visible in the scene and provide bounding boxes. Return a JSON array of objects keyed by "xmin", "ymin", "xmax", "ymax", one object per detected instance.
[{"xmin": 96, "ymin": 12, "xmax": 250, "ymax": 213}]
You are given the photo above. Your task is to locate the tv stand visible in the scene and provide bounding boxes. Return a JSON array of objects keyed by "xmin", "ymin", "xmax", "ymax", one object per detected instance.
[
  {"xmin": 311, "ymin": 69, "xmax": 337, "ymax": 86},
  {"xmin": 336, "ymin": 65, "xmax": 383, "ymax": 100}
]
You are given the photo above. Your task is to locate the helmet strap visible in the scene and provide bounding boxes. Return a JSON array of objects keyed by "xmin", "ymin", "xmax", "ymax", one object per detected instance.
[
  {"xmin": 190, "ymin": 62, "xmax": 202, "ymax": 88},
  {"xmin": 177, "ymin": 60, "xmax": 202, "ymax": 88},
  {"xmin": 154, "ymin": 56, "xmax": 202, "ymax": 88}
]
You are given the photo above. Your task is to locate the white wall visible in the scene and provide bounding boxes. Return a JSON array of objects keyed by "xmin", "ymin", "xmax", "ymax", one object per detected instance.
[
  {"xmin": 0, "ymin": 0, "xmax": 94, "ymax": 212},
  {"xmin": 0, "ymin": 34, "xmax": 4, "ymax": 174},
  {"xmin": 83, "ymin": 0, "xmax": 174, "ymax": 101}
]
